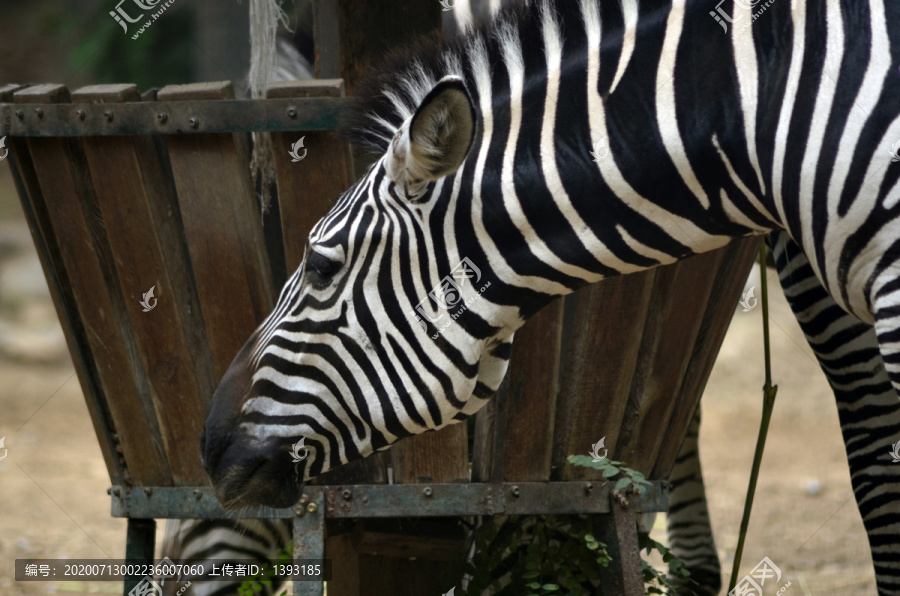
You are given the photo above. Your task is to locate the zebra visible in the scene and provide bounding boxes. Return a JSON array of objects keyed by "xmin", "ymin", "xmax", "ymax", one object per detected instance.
[{"xmin": 196, "ymin": 0, "xmax": 900, "ymax": 592}]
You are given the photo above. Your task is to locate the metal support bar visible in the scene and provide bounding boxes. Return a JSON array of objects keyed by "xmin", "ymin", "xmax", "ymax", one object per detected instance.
[
  {"xmin": 0, "ymin": 96, "xmax": 348, "ymax": 137},
  {"xmin": 123, "ymin": 518, "xmax": 156, "ymax": 596},
  {"xmin": 595, "ymin": 497, "xmax": 644, "ymax": 596},
  {"xmin": 293, "ymin": 490, "xmax": 326, "ymax": 596},
  {"xmin": 109, "ymin": 482, "xmax": 668, "ymax": 519}
]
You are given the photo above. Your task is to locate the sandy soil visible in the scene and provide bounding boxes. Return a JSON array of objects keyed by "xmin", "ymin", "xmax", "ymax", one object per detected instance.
[{"xmin": 0, "ymin": 156, "xmax": 881, "ymax": 594}]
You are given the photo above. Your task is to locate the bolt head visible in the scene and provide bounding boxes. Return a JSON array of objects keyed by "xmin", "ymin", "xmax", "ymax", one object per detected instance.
[
  {"xmin": 295, "ymin": 507, "xmax": 305, "ymax": 517},
  {"xmin": 34, "ymin": 107, "xmax": 43, "ymax": 118},
  {"xmin": 76, "ymin": 109, "xmax": 85, "ymax": 120},
  {"xmin": 157, "ymin": 113, "xmax": 168, "ymax": 123},
  {"xmin": 306, "ymin": 502, "xmax": 318, "ymax": 514},
  {"xmin": 15, "ymin": 110, "xmax": 23, "ymax": 119},
  {"xmin": 104, "ymin": 111, "xmax": 113, "ymax": 122},
  {"xmin": 423, "ymin": 487, "xmax": 433, "ymax": 497},
  {"xmin": 287, "ymin": 107, "xmax": 297, "ymax": 118},
  {"xmin": 300, "ymin": 493, "xmax": 309, "ymax": 505},
  {"xmin": 189, "ymin": 117, "xmax": 199, "ymax": 128},
  {"xmin": 341, "ymin": 489, "xmax": 352, "ymax": 500}
]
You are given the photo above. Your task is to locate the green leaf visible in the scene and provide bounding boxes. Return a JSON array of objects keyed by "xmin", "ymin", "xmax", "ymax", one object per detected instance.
[
  {"xmin": 542, "ymin": 584, "xmax": 560, "ymax": 591},
  {"xmin": 602, "ymin": 467, "xmax": 618, "ymax": 478},
  {"xmin": 614, "ymin": 477, "xmax": 632, "ymax": 491}
]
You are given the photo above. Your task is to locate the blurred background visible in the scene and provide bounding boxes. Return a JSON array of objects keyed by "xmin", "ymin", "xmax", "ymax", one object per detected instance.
[{"xmin": 0, "ymin": 0, "xmax": 880, "ymax": 593}]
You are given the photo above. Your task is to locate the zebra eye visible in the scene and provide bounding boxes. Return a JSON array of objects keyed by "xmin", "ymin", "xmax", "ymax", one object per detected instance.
[{"xmin": 307, "ymin": 251, "xmax": 340, "ymax": 280}]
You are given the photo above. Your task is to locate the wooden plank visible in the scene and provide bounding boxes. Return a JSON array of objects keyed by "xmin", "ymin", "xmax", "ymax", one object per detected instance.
[
  {"xmin": 498, "ymin": 298, "xmax": 564, "ymax": 481},
  {"xmin": 326, "ymin": 0, "xmax": 442, "ymax": 96},
  {"xmin": 653, "ymin": 237, "xmax": 761, "ymax": 478},
  {"xmin": 351, "ymin": 519, "xmax": 465, "ymax": 561},
  {"xmin": 552, "ymin": 271, "xmax": 656, "ymax": 481},
  {"xmin": 268, "ymin": 80, "xmax": 353, "ymax": 272},
  {"xmin": 391, "ymin": 424, "xmax": 469, "ymax": 485},
  {"xmin": 157, "ymin": 81, "xmax": 275, "ymax": 379},
  {"xmin": 13, "ymin": 84, "xmax": 171, "ymax": 486},
  {"xmin": 71, "ymin": 84, "xmax": 217, "ymax": 485},
  {"xmin": 614, "ymin": 249, "xmax": 727, "ymax": 474},
  {"xmin": 1, "ymin": 83, "xmax": 124, "ymax": 485}
]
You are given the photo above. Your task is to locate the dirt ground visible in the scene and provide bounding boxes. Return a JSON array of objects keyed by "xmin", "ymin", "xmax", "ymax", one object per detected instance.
[{"xmin": 0, "ymin": 150, "xmax": 880, "ymax": 595}]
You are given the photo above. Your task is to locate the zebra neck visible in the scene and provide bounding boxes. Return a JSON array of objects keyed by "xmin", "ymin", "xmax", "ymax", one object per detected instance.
[{"xmin": 451, "ymin": 0, "xmax": 776, "ymax": 300}]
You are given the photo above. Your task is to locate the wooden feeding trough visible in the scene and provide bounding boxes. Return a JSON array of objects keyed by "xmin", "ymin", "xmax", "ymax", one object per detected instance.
[{"xmin": 0, "ymin": 3, "xmax": 760, "ymax": 595}]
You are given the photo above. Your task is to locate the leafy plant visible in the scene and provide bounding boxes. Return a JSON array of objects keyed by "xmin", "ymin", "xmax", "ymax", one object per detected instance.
[
  {"xmin": 456, "ymin": 457, "xmax": 692, "ymax": 595},
  {"xmin": 237, "ymin": 543, "xmax": 293, "ymax": 595}
]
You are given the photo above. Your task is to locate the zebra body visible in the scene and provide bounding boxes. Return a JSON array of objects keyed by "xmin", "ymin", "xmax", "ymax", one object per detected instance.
[{"xmin": 196, "ymin": 0, "xmax": 900, "ymax": 592}]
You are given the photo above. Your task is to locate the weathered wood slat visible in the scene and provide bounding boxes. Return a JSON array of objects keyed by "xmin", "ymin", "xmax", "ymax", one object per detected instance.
[
  {"xmin": 498, "ymin": 299, "xmax": 564, "ymax": 481},
  {"xmin": 1, "ymin": 83, "xmax": 124, "ymax": 485},
  {"xmin": 615, "ymin": 248, "xmax": 727, "ymax": 474},
  {"xmin": 12, "ymin": 84, "xmax": 171, "ymax": 486},
  {"xmin": 71, "ymin": 84, "xmax": 216, "ymax": 485},
  {"xmin": 653, "ymin": 237, "xmax": 761, "ymax": 478},
  {"xmin": 268, "ymin": 80, "xmax": 354, "ymax": 272},
  {"xmin": 157, "ymin": 81, "xmax": 275, "ymax": 379},
  {"xmin": 552, "ymin": 271, "xmax": 656, "ymax": 481}
]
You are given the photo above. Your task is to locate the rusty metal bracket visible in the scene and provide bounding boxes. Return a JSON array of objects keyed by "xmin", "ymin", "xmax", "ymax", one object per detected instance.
[
  {"xmin": 109, "ymin": 482, "xmax": 668, "ymax": 519},
  {"xmin": 0, "ymin": 97, "xmax": 348, "ymax": 137}
]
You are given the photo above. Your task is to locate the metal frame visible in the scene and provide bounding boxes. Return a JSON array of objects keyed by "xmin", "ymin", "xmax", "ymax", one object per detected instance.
[
  {"xmin": 0, "ymin": 96, "xmax": 348, "ymax": 137},
  {"xmin": 109, "ymin": 483, "xmax": 668, "ymax": 595}
]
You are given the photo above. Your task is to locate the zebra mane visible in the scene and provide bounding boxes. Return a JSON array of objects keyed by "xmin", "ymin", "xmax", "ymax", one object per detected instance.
[{"xmin": 342, "ymin": 0, "xmax": 590, "ymax": 153}]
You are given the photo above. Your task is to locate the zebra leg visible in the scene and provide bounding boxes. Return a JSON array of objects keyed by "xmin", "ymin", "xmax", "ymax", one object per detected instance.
[
  {"xmin": 160, "ymin": 518, "xmax": 292, "ymax": 596},
  {"xmin": 770, "ymin": 232, "xmax": 900, "ymax": 595},
  {"xmin": 666, "ymin": 404, "xmax": 722, "ymax": 595}
]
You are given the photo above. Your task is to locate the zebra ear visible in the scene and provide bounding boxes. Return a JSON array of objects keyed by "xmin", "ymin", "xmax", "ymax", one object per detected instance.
[{"xmin": 387, "ymin": 76, "xmax": 476, "ymax": 189}]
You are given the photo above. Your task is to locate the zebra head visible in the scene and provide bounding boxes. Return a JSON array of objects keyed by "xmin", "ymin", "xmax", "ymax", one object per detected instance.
[{"xmin": 202, "ymin": 76, "xmax": 533, "ymax": 509}]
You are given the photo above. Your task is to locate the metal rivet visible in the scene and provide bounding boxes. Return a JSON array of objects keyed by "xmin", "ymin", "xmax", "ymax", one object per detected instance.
[
  {"xmin": 76, "ymin": 109, "xmax": 85, "ymax": 120},
  {"xmin": 306, "ymin": 502, "xmax": 318, "ymax": 514},
  {"xmin": 512, "ymin": 486, "xmax": 520, "ymax": 497},
  {"xmin": 341, "ymin": 489, "xmax": 352, "ymax": 500},
  {"xmin": 15, "ymin": 110, "xmax": 23, "ymax": 119},
  {"xmin": 143, "ymin": 487, "xmax": 153, "ymax": 497},
  {"xmin": 104, "ymin": 110, "xmax": 113, "ymax": 122},
  {"xmin": 189, "ymin": 117, "xmax": 199, "ymax": 129},
  {"xmin": 34, "ymin": 107, "xmax": 43, "ymax": 118},
  {"xmin": 287, "ymin": 106, "xmax": 297, "ymax": 118},
  {"xmin": 423, "ymin": 487, "xmax": 433, "ymax": 497},
  {"xmin": 300, "ymin": 493, "xmax": 309, "ymax": 505},
  {"xmin": 295, "ymin": 506, "xmax": 305, "ymax": 517},
  {"xmin": 157, "ymin": 112, "xmax": 168, "ymax": 123},
  {"xmin": 193, "ymin": 489, "xmax": 202, "ymax": 500},
  {"xmin": 584, "ymin": 482, "xmax": 593, "ymax": 493}
]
